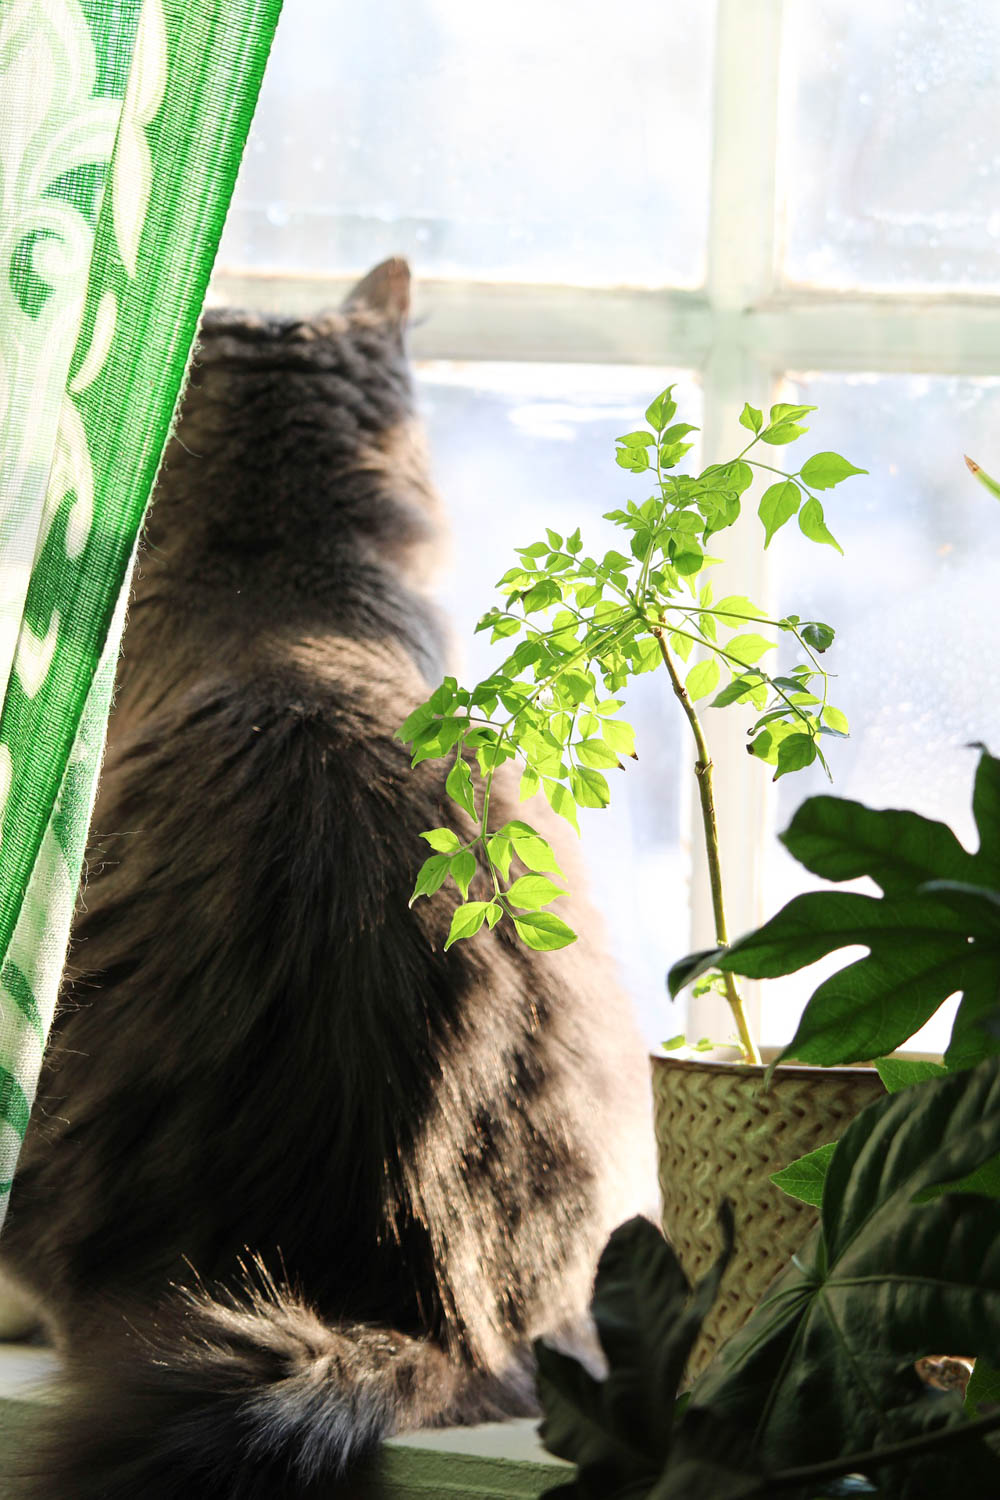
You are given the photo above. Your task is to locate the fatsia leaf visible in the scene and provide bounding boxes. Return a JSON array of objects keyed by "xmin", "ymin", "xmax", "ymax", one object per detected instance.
[
  {"xmin": 536, "ymin": 1213, "xmax": 736, "ymax": 1498},
  {"xmin": 670, "ymin": 751, "xmax": 1000, "ymax": 1066},
  {"xmin": 691, "ymin": 1060, "xmax": 1000, "ymax": 1480}
]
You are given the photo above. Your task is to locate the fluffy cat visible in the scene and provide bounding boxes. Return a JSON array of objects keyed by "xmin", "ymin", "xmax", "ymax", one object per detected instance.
[{"xmin": 0, "ymin": 258, "xmax": 655, "ymax": 1498}]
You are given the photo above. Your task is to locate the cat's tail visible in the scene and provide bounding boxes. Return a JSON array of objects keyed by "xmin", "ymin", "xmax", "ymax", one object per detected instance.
[{"xmin": 11, "ymin": 1270, "xmax": 531, "ymax": 1500}]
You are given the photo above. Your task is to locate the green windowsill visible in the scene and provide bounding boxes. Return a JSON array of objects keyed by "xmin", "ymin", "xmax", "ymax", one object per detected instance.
[{"xmin": 0, "ymin": 1344, "xmax": 567, "ymax": 1499}]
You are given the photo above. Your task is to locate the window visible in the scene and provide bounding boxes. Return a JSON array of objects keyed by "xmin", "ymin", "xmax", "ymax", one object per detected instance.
[{"xmin": 208, "ymin": 0, "xmax": 1000, "ymax": 1052}]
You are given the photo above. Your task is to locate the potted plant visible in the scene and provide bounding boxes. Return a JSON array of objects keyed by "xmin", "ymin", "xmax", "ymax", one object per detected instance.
[
  {"xmin": 397, "ymin": 389, "xmax": 878, "ymax": 1367},
  {"xmin": 533, "ymin": 740, "xmax": 1000, "ymax": 1495}
]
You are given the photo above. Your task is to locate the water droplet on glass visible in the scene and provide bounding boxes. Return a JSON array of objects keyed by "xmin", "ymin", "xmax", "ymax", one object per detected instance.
[{"xmin": 265, "ymin": 202, "xmax": 289, "ymax": 228}]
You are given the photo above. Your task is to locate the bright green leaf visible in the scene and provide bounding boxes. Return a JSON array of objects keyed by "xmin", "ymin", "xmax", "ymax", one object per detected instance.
[
  {"xmin": 444, "ymin": 901, "xmax": 490, "ymax": 949},
  {"xmin": 758, "ymin": 480, "xmax": 801, "ymax": 547},
  {"xmin": 685, "ymin": 657, "xmax": 721, "ymax": 701},
  {"xmin": 446, "ymin": 757, "xmax": 477, "ymax": 819},
  {"xmin": 798, "ymin": 497, "xmax": 843, "ymax": 554},
  {"xmin": 512, "ymin": 910, "xmax": 578, "ymax": 950},
  {"xmin": 450, "ymin": 848, "xmax": 477, "ymax": 899},
  {"xmin": 799, "ymin": 451, "xmax": 868, "ymax": 490},
  {"xmin": 576, "ymin": 738, "xmax": 620, "ymax": 770},
  {"xmin": 544, "ymin": 779, "xmax": 580, "ymax": 831},
  {"xmin": 507, "ymin": 874, "xmax": 566, "ymax": 910},
  {"xmin": 739, "ymin": 402, "xmax": 763, "ymax": 434},
  {"xmin": 571, "ymin": 766, "xmax": 611, "ymax": 809},
  {"xmin": 409, "ymin": 854, "xmax": 451, "ymax": 905},
  {"xmin": 725, "ymin": 633, "xmax": 776, "ymax": 667},
  {"xmin": 773, "ymin": 732, "xmax": 817, "ymax": 780}
]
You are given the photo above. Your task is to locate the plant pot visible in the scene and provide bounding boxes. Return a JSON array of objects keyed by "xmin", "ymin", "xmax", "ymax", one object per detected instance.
[{"xmin": 651, "ymin": 1053, "xmax": 885, "ymax": 1380}]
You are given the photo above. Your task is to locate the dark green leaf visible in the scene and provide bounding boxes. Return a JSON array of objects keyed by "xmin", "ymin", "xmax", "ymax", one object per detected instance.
[
  {"xmin": 966, "ymin": 1355, "xmax": 1000, "ymax": 1416},
  {"xmin": 780, "ymin": 794, "xmax": 976, "ymax": 897},
  {"xmin": 709, "ymin": 674, "xmax": 765, "ymax": 709},
  {"xmin": 693, "ymin": 1060, "xmax": 1000, "ymax": 1479},
  {"xmin": 801, "ymin": 620, "xmax": 835, "ymax": 652},
  {"xmin": 773, "ymin": 731, "xmax": 817, "ymax": 779}
]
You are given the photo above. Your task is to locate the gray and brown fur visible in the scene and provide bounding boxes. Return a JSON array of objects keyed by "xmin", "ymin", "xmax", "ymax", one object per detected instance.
[{"xmin": 0, "ymin": 259, "xmax": 654, "ymax": 1498}]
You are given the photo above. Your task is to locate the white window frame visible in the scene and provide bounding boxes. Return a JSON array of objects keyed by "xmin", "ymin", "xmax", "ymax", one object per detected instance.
[{"xmin": 211, "ymin": 0, "xmax": 1000, "ymax": 1043}]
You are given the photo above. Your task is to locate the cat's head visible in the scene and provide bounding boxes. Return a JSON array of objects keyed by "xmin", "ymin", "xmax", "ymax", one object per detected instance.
[{"xmin": 153, "ymin": 258, "xmax": 442, "ymax": 581}]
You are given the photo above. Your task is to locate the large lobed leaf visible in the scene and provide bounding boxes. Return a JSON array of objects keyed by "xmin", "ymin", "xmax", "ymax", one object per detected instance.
[
  {"xmin": 690, "ymin": 1058, "xmax": 1000, "ymax": 1486},
  {"xmin": 668, "ymin": 749, "xmax": 1000, "ymax": 1068}
]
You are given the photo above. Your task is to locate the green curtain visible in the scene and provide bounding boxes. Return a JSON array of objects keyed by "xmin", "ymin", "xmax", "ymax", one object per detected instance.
[{"xmin": 0, "ymin": 0, "xmax": 283, "ymax": 1230}]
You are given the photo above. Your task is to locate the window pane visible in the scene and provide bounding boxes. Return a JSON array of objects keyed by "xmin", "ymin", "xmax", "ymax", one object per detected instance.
[
  {"xmin": 760, "ymin": 374, "xmax": 1000, "ymax": 1050},
  {"xmin": 419, "ymin": 363, "xmax": 700, "ymax": 1042},
  {"xmin": 779, "ymin": 0, "xmax": 1000, "ymax": 292},
  {"xmin": 217, "ymin": 1, "xmax": 716, "ymax": 288}
]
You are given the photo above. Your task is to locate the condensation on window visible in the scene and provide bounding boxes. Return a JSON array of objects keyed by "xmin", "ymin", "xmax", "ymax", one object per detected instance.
[
  {"xmin": 216, "ymin": 0, "xmax": 716, "ymax": 289},
  {"xmin": 778, "ymin": 0, "xmax": 1000, "ymax": 292},
  {"xmin": 758, "ymin": 373, "xmax": 1000, "ymax": 1049},
  {"xmin": 417, "ymin": 363, "xmax": 700, "ymax": 1043}
]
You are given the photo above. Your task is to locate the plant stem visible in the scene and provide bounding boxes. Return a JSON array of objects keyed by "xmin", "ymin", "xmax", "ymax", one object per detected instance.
[{"xmin": 653, "ymin": 626, "xmax": 761, "ymax": 1065}]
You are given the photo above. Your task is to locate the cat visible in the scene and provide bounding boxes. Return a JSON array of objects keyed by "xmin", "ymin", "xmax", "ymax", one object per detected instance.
[{"xmin": 0, "ymin": 258, "xmax": 655, "ymax": 1499}]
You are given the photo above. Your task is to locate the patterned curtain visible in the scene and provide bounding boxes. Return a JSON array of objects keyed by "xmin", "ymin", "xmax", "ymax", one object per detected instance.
[{"xmin": 0, "ymin": 0, "xmax": 283, "ymax": 1230}]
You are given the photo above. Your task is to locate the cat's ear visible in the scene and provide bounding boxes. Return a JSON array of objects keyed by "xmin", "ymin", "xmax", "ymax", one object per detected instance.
[{"xmin": 342, "ymin": 257, "xmax": 410, "ymax": 334}]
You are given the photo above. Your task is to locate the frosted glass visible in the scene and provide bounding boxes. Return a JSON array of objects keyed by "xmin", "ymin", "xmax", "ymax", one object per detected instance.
[
  {"xmin": 779, "ymin": 0, "xmax": 1000, "ymax": 291},
  {"xmin": 417, "ymin": 363, "xmax": 701, "ymax": 1043},
  {"xmin": 759, "ymin": 374, "xmax": 1000, "ymax": 1051},
  {"xmin": 217, "ymin": 0, "xmax": 716, "ymax": 288}
]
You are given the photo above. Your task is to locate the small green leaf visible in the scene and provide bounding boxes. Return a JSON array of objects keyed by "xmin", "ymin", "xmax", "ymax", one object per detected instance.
[
  {"xmin": 397, "ymin": 702, "xmax": 434, "ymax": 743},
  {"xmin": 566, "ymin": 527, "xmax": 582, "ymax": 555},
  {"xmin": 508, "ymin": 829, "xmax": 561, "ymax": 874},
  {"xmin": 967, "ymin": 1355, "xmax": 1000, "ymax": 1416},
  {"xmin": 507, "ymin": 874, "xmax": 566, "ymax": 910},
  {"xmin": 615, "ymin": 430, "xmax": 656, "ymax": 448},
  {"xmin": 726, "ymin": 634, "xmax": 776, "ymax": 667},
  {"xmin": 544, "ymin": 779, "xmax": 580, "ymax": 831},
  {"xmin": 685, "ymin": 658, "xmax": 721, "ymax": 701},
  {"xmin": 484, "ymin": 901, "xmax": 503, "ymax": 930},
  {"xmin": 799, "ymin": 451, "xmax": 867, "ymax": 490},
  {"xmin": 739, "ymin": 402, "xmax": 763, "ymax": 434},
  {"xmin": 512, "ymin": 910, "xmax": 578, "ymax": 950},
  {"xmin": 770, "ymin": 1141, "xmax": 837, "ymax": 1207},
  {"xmin": 450, "ymin": 849, "xmax": 477, "ymax": 899},
  {"xmin": 713, "ymin": 595, "xmax": 765, "ymax": 626},
  {"xmin": 420, "ymin": 828, "xmax": 462, "ymax": 853},
  {"xmin": 444, "ymin": 901, "xmax": 490, "ymax": 949},
  {"xmin": 600, "ymin": 719, "xmax": 636, "ymax": 757},
  {"xmin": 523, "ymin": 579, "xmax": 562, "ymax": 612},
  {"xmin": 822, "ymin": 704, "xmax": 849, "ymax": 736},
  {"xmin": 710, "ymin": 674, "xmax": 765, "ymax": 708},
  {"xmin": 662, "ymin": 1034, "xmax": 686, "ymax": 1051},
  {"xmin": 409, "ymin": 854, "xmax": 451, "ymax": 905},
  {"xmin": 487, "ymin": 834, "xmax": 513, "ymax": 881},
  {"xmin": 801, "ymin": 621, "xmax": 836, "ymax": 652},
  {"xmin": 798, "ymin": 496, "xmax": 843, "ymax": 554},
  {"xmin": 773, "ymin": 732, "xmax": 817, "ymax": 780},
  {"xmin": 758, "ymin": 480, "xmax": 801, "ymax": 546},
  {"xmin": 576, "ymin": 738, "xmax": 620, "ymax": 770},
  {"xmin": 874, "ymin": 1056, "xmax": 949, "ymax": 1092},
  {"xmin": 644, "ymin": 386, "xmax": 677, "ymax": 430},
  {"xmin": 520, "ymin": 767, "xmax": 540, "ymax": 802},
  {"xmin": 760, "ymin": 421, "xmax": 808, "ymax": 445},
  {"xmin": 571, "ymin": 766, "xmax": 611, "ymax": 809},
  {"xmin": 446, "ymin": 757, "xmax": 477, "ymax": 818}
]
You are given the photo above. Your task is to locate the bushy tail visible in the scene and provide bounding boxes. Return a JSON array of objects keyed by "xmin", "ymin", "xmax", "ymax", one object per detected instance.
[{"xmin": 9, "ymin": 1272, "xmax": 523, "ymax": 1500}]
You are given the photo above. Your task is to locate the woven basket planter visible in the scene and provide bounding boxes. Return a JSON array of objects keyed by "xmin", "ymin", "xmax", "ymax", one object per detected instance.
[{"xmin": 651, "ymin": 1054, "xmax": 884, "ymax": 1380}]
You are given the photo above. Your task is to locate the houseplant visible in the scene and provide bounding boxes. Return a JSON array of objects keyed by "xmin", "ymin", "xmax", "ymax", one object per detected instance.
[
  {"xmin": 397, "ymin": 390, "xmax": 876, "ymax": 1364},
  {"xmin": 532, "ymin": 1053, "xmax": 1000, "ymax": 1499}
]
